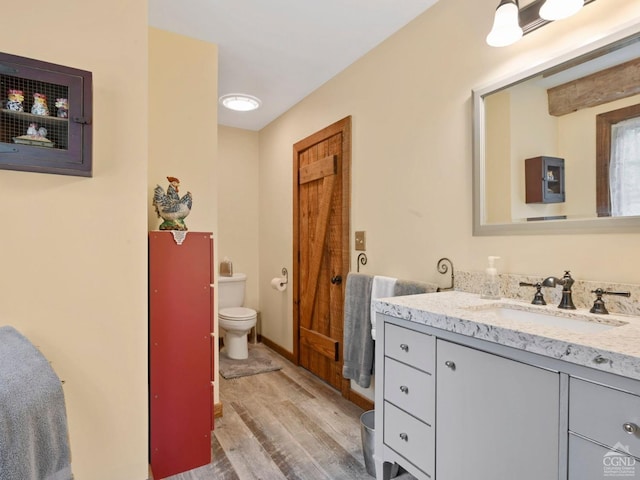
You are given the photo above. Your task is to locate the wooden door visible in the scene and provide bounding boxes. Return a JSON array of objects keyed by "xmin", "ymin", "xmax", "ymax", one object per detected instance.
[{"xmin": 293, "ymin": 116, "xmax": 351, "ymax": 394}]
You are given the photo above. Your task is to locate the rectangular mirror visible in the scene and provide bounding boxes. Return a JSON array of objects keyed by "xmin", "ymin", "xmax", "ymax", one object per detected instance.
[{"xmin": 473, "ymin": 23, "xmax": 640, "ymax": 235}]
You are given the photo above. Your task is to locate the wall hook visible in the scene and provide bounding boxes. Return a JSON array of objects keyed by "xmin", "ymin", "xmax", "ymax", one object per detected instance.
[
  {"xmin": 357, "ymin": 252, "xmax": 368, "ymax": 273},
  {"xmin": 436, "ymin": 257, "xmax": 454, "ymax": 291}
]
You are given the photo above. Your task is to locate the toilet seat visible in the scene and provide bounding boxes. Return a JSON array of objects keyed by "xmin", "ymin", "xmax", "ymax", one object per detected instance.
[{"xmin": 219, "ymin": 307, "xmax": 256, "ymax": 321}]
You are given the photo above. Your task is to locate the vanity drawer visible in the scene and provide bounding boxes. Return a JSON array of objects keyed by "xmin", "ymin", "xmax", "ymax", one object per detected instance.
[
  {"xmin": 384, "ymin": 323, "xmax": 435, "ymax": 373},
  {"xmin": 569, "ymin": 433, "xmax": 639, "ymax": 480},
  {"xmin": 384, "ymin": 401, "xmax": 434, "ymax": 476},
  {"xmin": 570, "ymin": 377, "xmax": 640, "ymax": 457},
  {"xmin": 384, "ymin": 357, "xmax": 434, "ymax": 424}
]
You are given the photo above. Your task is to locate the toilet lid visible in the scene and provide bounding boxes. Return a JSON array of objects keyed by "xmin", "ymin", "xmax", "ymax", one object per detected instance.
[{"xmin": 219, "ymin": 307, "xmax": 256, "ymax": 321}]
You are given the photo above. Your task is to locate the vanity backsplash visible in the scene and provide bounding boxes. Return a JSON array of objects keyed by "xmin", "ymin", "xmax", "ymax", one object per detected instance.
[{"xmin": 455, "ymin": 271, "xmax": 640, "ymax": 317}]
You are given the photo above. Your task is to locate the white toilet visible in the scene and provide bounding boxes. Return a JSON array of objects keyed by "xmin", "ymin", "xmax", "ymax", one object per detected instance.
[{"xmin": 218, "ymin": 273, "xmax": 257, "ymax": 360}]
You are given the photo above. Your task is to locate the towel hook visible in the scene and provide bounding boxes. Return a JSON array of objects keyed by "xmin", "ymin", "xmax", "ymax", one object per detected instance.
[
  {"xmin": 281, "ymin": 267, "xmax": 288, "ymax": 284},
  {"xmin": 436, "ymin": 257, "xmax": 454, "ymax": 292},
  {"xmin": 357, "ymin": 252, "xmax": 368, "ymax": 273}
]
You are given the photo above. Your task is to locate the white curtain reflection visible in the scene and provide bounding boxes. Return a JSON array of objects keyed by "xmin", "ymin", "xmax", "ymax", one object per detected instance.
[{"xmin": 610, "ymin": 116, "xmax": 640, "ymax": 216}]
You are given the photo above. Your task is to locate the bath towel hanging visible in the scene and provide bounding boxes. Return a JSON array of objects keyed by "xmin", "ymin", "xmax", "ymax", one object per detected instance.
[
  {"xmin": 370, "ymin": 275, "xmax": 397, "ymax": 341},
  {"xmin": 342, "ymin": 273, "xmax": 375, "ymax": 389}
]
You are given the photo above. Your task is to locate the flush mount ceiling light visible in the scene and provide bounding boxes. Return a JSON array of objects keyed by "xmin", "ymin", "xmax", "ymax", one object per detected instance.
[
  {"xmin": 486, "ymin": 0, "xmax": 523, "ymax": 47},
  {"xmin": 219, "ymin": 94, "xmax": 262, "ymax": 112},
  {"xmin": 539, "ymin": 0, "xmax": 584, "ymax": 21},
  {"xmin": 486, "ymin": 0, "xmax": 594, "ymax": 47}
]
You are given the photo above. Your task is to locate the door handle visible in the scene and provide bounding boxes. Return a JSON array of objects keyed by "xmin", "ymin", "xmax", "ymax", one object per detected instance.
[{"xmin": 331, "ymin": 275, "xmax": 342, "ymax": 285}]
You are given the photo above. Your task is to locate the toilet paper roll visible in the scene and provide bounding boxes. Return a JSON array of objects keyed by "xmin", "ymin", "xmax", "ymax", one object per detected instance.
[{"xmin": 271, "ymin": 277, "xmax": 287, "ymax": 292}]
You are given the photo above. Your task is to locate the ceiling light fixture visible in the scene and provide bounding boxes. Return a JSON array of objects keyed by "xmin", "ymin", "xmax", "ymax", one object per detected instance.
[
  {"xmin": 487, "ymin": 0, "xmax": 593, "ymax": 47},
  {"xmin": 486, "ymin": 0, "xmax": 523, "ymax": 48},
  {"xmin": 539, "ymin": 0, "xmax": 584, "ymax": 21},
  {"xmin": 219, "ymin": 94, "xmax": 262, "ymax": 112}
]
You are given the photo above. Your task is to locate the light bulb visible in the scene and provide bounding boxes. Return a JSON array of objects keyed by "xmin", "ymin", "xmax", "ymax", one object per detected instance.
[
  {"xmin": 539, "ymin": 0, "xmax": 584, "ymax": 21},
  {"xmin": 486, "ymin": 0, "xmax": 523, "ymax": 47}
]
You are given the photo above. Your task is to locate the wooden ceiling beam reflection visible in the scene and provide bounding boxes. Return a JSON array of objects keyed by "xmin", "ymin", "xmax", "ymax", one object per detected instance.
[{"xmin": 547, "ymin": 57, "xmax": 640, "ymax": 116}]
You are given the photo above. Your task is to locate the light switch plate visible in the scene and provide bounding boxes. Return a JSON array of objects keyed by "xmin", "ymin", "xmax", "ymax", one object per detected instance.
[{"xmin": 355, "ymin": 231, "xmax": 366, "ymax": 251}]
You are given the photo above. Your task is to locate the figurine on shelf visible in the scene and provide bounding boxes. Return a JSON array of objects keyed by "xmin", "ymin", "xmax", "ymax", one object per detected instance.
[
  {"xmin": 55, "ymin": 98, "xmax": 68, "ymax": 118},
  {"xmin": 31, "ymin": 93, "xmax": 49, "ymax": 116},
  {"xmin": 26, "ymin": 123, "xmax": 48, "ymax": 139},
  {"xmin": 152, "ymin": 176, "xmax": 193, "ymax": 231},
  {"xmin": 6, "ymin": 89, "xmax": 24, "ymax": 111},
  {"xmin": 12, "ymin": 122, "xmax": 53, "ymax": 147}
]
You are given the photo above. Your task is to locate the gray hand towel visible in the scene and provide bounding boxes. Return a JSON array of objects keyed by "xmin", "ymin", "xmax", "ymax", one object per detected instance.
[
  {"xmin": 342, "ymin": 273, "xmax": 375, "ymax": 389},
  {"xmin": 0, "ymin": 326, "xmax": 72, "ymax": 480},
  {"xmin": 394, "ymin": 279, "xmax": 439, "ymax": 296}
]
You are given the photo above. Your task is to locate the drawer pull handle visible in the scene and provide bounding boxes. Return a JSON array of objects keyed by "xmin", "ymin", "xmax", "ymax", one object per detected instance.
[
  {"xmin": 623, "ymin": 423, "xmax": 638, "ymax": 435},
  {"xmin": 445, "ymin": 360, "xmax": 456, "ymax": 370},
  {"xmin": 400, "ymin": 344, "xmax": 409, "ymax": 352},
  {"xmin": 400, "ymin": 385, "xmax": 409, "ymax": 394},
  {"xmin": 399, "ymin": 432, "xmax": 408, "ymax": 441}
]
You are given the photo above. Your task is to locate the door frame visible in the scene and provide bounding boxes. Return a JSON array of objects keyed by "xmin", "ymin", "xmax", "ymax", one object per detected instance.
[{"xmin": 292, "ymin": 116, "xmax": 351, "ymax": 378}]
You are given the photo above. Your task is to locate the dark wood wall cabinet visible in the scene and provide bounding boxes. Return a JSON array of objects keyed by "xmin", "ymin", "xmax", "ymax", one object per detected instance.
[
  {"xmin": 525, "ymin": 156, "xmax": 565, "ymax": 204},
  {"xmin": 0, "ymin": 52, "xmax": 92, "ymax": 177}
]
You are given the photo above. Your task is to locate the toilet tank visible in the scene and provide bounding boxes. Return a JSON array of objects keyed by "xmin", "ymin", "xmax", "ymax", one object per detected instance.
[{"xmin": 218, "ymin": 273, "xmax": 246, "ymax": 309}]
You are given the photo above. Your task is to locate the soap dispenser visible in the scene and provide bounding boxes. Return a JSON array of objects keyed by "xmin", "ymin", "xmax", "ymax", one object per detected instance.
[{"xmin": 481, "ymin": 256, "xmax": 501, "ymax": 300}]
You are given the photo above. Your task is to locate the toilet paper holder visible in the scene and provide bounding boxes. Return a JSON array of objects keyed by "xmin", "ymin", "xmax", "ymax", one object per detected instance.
[{"xmin": 281, "ymin": 267, "xmax": 288, "ymax": 285}]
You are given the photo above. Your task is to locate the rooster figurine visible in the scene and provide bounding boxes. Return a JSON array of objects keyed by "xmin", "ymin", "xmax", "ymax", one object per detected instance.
[{"xmin": 153, "ymin": 176, "xmax": 193, "ymax": 231}]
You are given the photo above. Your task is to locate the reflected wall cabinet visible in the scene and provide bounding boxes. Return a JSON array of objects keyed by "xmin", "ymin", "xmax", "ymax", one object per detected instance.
[
  {"xmin": 0, "ymin": 52, "xmax": 92, "ymax": 176},
  {"xmin": 525, "ymin": 156, "xmax": 565, "ymax": 204},
  {"xmin": 149, "ymin": 231, "xmax": 214, "ymax": 479}
]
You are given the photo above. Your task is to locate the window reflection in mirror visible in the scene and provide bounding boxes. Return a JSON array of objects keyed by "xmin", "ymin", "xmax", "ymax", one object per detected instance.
[{"xmin": 596, "ymin": 104, "xmax": 640, "ymax": 217}]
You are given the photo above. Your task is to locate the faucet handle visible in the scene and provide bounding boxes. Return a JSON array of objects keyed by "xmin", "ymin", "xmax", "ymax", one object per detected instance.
[
  {"xmin": 562, "ymin": 271, "xmax": 575, "ymax": 288},
  {"xmin": 590, "ymin": 288, "xmax": 631, "ymax": 314},
  {"xmin": 519, "ymin": 282, "xmax": 547, "ymax": 305}
]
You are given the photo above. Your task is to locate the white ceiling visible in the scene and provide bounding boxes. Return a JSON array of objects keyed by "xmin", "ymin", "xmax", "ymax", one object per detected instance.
[{"xmin": 148, "ymin": 0, "xmax": 439, "ymax": 131}]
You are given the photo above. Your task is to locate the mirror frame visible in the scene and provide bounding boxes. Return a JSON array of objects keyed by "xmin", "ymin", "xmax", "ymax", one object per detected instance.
[{"xmin": 473, "ymin": 22, "xmax": 640, "ymax": 236}]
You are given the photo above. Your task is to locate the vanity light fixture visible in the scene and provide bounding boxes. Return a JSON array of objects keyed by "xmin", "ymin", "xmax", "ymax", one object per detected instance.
[
  {"xmin": 219, "ymin": 93, "xmax": 262, "ymax": 112},
  {"xmin": 487, "ymin": 0, "xmax": 594, "ymax": 47}
]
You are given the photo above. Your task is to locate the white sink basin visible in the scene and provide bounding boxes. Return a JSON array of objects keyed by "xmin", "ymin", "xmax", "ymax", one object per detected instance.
[{"xmin": 480, "ymin": 306, "xmax": 625, "ymax": 333}]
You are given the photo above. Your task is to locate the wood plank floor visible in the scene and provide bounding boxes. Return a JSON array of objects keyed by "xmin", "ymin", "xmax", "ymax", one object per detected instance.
[{"xmin": 165, "ymin": 343, "xmax": 414, "ymax": 480}]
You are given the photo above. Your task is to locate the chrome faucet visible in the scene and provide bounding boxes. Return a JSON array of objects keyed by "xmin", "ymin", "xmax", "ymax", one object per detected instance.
[{"xmin": 542, "ymin": 271, "xmax": 576, "ymax": 310}]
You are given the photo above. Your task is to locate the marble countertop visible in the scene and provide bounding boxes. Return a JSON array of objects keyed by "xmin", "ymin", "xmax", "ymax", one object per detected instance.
[{"xmin": 374, "ymin": 291, "xmax": 640, "ymax": 380}]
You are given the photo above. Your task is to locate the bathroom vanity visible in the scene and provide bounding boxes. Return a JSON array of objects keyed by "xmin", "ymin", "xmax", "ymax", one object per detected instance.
[{"xmin": 374, "ymin": 292, "xmax": 640, "ymax": 480}]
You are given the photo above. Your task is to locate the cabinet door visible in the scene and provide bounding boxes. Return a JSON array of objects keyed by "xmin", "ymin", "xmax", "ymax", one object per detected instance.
[
  {"xmin": 436, "ymin": 340, "xmax": 560, "ymax": 480},
  {"xmin": 149, "ymin": 232, "xmax": 213, "ymax": 479}
]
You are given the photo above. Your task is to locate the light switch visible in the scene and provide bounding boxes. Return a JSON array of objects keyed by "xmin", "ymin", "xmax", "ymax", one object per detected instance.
[{"xmin": 355, "ymin": 231, "xmax": 366, "ymax": 251}]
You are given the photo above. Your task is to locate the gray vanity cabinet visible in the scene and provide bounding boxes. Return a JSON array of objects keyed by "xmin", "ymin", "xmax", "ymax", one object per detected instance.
[
  {"xmin": 376, "ymin": 311, "xmax": 640, "ymax": 480},
  {"xmin": 436, "ymin": 339, "xmax": 560, "ymax": 480}
]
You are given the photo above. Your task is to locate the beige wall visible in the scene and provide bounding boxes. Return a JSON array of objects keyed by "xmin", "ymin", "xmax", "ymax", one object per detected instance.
[
  {"xmin": 148, "ymin": 27, "xmax": 219, "ymax": 402},
  {"xmin": 0, "ymin": 1, "xmax": 148, "ymax": 479},
  {"xmin": 484, "ymin": 91, "xmax": 512, "ymax": 223},
  {"xmin": 257, "ymin": 0, "xmax": 640, "ymax": 351},
  {"xmin": 217, "ymin": 126, "xmax": 260, "ymax": 311}
]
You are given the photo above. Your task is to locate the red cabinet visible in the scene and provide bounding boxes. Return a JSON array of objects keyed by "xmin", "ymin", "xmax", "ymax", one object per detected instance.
[{"xmin": 149, "ymin": 231, "xmax": 213, "ymax": 479}]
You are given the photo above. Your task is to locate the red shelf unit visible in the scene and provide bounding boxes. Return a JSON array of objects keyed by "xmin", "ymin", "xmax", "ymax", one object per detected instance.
[{"xmin": 149, "ymin": 231, "xmax": 214, "ymax": 479}]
